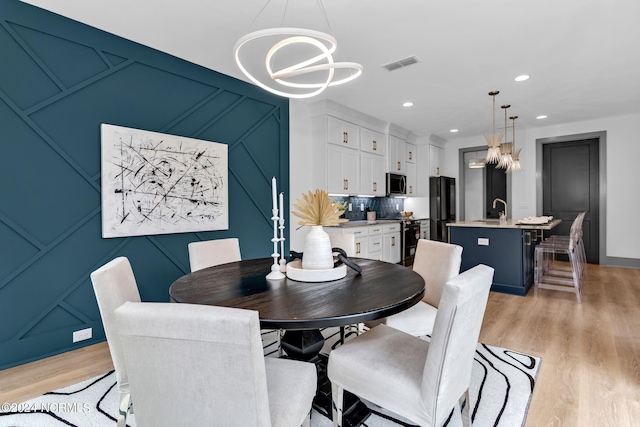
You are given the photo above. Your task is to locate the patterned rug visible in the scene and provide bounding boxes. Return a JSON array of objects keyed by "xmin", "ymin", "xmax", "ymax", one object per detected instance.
[{"xmin": 0, "ymin": 328, "xmax": 540, "ymax": 427}]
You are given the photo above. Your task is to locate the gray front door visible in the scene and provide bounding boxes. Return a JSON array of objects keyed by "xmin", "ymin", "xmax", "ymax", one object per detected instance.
[{"xmin": 542, "ymin": 138, "xmax": 599, "ymax": 263}]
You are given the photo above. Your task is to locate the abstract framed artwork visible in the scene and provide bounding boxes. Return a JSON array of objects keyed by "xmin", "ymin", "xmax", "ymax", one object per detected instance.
[{"xmin": 100, "ymin": 124, "xmax": 228, "ymax": 238}]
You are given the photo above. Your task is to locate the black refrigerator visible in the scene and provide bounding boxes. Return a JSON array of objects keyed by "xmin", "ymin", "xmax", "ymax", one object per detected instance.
[{"xmin": 429, "ymin": 176, "xmax": 456, "ymax": 242}]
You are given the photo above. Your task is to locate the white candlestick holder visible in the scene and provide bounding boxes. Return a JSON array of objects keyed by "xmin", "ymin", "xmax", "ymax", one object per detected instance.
[
  {"xmin": 266, "ymin": 208, "xmax": 285, "ymax": 280},
  {"xmin": 279, "ymin": 215, "xmax": 286, "ymax": 272}
]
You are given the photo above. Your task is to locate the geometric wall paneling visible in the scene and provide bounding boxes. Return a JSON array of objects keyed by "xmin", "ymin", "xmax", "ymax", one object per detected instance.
[
  {"xmin": 9, "ymin": 22, "xmax": 110, "ymax": 89},
  {"xmin": 0, "ymin": 21, "xmax": 61, "ymax": 109},
  {"xmin": 0, "ymin": 1, "xmax": 289, "ymax": 369}
]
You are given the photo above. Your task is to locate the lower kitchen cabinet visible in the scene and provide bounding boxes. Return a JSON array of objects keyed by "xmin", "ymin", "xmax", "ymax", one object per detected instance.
[
  {"xmin": 326, "ymin": 222, "xmax": 401, "ymax": 263},
  {"xmin": 382, "ymin": 223, "xmax": 401, "ymax": 264}
]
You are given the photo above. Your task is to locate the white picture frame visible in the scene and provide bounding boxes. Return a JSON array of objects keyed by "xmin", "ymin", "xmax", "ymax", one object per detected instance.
[{"xmin": 100, "ymin": 124, "xmax": 228, "ymax": 238}]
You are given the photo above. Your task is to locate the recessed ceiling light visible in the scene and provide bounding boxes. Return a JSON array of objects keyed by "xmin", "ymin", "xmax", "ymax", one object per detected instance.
[
  {"xmin": 403, "ymin": 101, "xmax": 414, "ymax": 107},
  {"xmin": 536, "ymin": 115, "xmax": 548, "ymax": 120},
  {"xmin": 450, "ymin": 129, "xmax": 459, "ymax": 133},
  {"xmin": 514, "ymin": 75, "xmax": 530, "ymax": 82}
]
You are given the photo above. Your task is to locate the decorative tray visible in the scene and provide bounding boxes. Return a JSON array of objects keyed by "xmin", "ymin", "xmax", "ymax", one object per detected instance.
[
  {"xmin": 286, "ymin": 259, "xmax": 347, "ymax": 282},
  {"xmin": 517, "ymin": 216, "xmax": 553, "ymax": 225}
]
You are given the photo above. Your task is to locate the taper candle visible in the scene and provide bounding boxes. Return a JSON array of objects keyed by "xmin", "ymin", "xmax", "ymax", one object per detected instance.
[
  {"xmin": 279, "ymin": 192, "xmax": 284, "ymax": 221},
  {"xmin": 271, "ymin": 176, "xmax": 277, "ymax": 210}
]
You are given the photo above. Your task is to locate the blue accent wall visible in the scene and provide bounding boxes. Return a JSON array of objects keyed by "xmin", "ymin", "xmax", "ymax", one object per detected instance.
[{"xmin": 0, "ymin": 1, "xmax": 289, "ymax": 369}]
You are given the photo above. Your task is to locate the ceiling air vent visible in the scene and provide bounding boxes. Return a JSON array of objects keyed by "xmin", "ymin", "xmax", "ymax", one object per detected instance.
[{"xmin": 382, "ymin": 56, "xmax": 420, "ymax": 71}]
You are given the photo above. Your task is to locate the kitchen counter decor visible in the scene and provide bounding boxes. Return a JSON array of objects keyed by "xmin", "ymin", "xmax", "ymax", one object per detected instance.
[{"xmin": 290, "ymin": 189, "xmax": 348, "ymax": 280}]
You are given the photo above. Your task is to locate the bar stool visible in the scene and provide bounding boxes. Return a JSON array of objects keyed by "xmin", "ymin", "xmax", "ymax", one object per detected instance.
[
  {"xmin": 545, "ymin": 211, "xmax": 587, "ymax": 276},
  {"xmin": 534, "ymin": 212, "xmax": 585, "ymax": 303}
]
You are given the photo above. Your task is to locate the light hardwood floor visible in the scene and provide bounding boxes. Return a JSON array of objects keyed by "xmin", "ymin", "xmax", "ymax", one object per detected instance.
[{"xmin": 1, "ymin": 263, "xmax": 639, "ymax": 426}]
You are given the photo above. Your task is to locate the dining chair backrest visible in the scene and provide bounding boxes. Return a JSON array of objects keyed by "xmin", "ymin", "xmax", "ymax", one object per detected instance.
[
  {"xmin": 420, "ymin": 264, "xmax": 494, "ymax": 424},
  {"xmin": 114, "ymin": 302, "xmax": 271, "ymax": 426},
  {"xmin": 90, "ymin": 256, "xmax": 141, "ymax": 396},
  {"xmin": 188, "ymin": 238, "xmax": 241, "ymax": 272},
  {"xmin": 412, "ymin": 239, "xmax": 463, "ymax": 308}
]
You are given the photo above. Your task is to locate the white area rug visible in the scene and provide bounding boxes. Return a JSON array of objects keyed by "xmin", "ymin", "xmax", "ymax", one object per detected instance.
[{"xmin": 0, "ymin": 328, "xmax": 540, "ymax": 427}]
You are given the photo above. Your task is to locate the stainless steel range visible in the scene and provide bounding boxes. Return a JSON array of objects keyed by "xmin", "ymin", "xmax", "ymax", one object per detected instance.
[{"xmin": 401, "ymin": 219, "xmax": 421, "ymax": 266}]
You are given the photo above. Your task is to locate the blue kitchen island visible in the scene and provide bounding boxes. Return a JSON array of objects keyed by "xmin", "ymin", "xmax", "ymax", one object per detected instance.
[{"xmin": 448, "ymin": 219, "xmax": 561, "ymax": 296}]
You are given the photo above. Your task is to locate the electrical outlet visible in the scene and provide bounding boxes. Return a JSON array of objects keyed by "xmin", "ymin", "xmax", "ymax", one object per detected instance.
[
  {"xmin": 73, "ymin": 327, "xmax": 92, "ymax": 343},
  {"xmin": 348, "ymin": 203, "xmax": 352, "ymax": 211},
  {"xmin": 396, "ymin": 203, "xmax": 399, "ymax": 210},
  {"xmin": 360, "ymin": 203, "xmax": 364, "ymax": 211},
  {"xmin": 478, "ymin": 238, "xmax": 489, "ymax": 246}
]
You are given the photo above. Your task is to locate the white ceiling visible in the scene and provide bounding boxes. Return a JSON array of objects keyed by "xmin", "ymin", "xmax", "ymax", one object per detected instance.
[{"xmin": 20, "ymin": 0, "xmax": 640, "ymax": 141}]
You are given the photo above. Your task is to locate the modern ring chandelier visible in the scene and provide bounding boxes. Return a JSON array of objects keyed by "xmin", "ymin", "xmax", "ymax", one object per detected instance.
[{"xmin": 234, "ymin": 1, "xmax": 363, "ymax": 99}]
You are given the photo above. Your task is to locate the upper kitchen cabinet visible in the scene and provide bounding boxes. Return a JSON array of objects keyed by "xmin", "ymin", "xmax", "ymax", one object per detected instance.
[
  {"xmin": 429, "ymin": 143, "xmax": 444, "ymax": 177},
  {"xmin": 405, "ymin": 162, "xmax": 417, "ymax": 196},
  {"xmin": 405, "ymin": 142, "xmax": 417, "ymax": 164},
  {"xmin": 360, "ymin": 127, "xmax": 387, "ymax": 156},
  {"xmin": 360, "ymin": 152, "xmax": 386, "ymax": 196},
  {"xmin": 327, "ymin": 145, "xmax": 359, "ymax": 194},
  {"xmin": 388, "ymin": 135, "xmax": 406, "ymax": 173},
  {"xmin": 327, "ymin": 116, "xmax": 360, "ymax": 150}
]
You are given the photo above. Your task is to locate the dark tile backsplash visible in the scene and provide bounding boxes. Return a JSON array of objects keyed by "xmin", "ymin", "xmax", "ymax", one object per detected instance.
[{"xmin": 333, "ymin": 196, "xmax": 405, "ymax": 221}]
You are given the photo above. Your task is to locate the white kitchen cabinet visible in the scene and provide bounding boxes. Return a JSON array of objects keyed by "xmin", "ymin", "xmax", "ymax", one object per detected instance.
[
  {"xmin": 429, "ymin": 144, "xmax": 444, "ymax": 177},
  {"xmin": 382, "ymin": 223, "xmax": 401, "ymax": 264},
  {"xmin": 420, "ymin": 219, "xmax": 430, "ymax": 240},
  {"xmin": 360, "ymin": 127, "xmax": 386, "ymax": 156},
  {"xmin": 368, "ymin": 225, "xmax": 383, "ymax": 260},
  {"xmin": 327, "ymin": 116, "xmax": 360, "ymax": 150},
  {"xmin": 326, "ymin": 222, "xmax": 403, "ymax": 262},
  {"xmin": 327, "ymin": 145, "xmax": 359, "ymax": 194},
  {"xmin": 405, "ymin": 162, "xmax": 417, "ymax": 196},
  {"xmin": 326, "ymin": 226, "xmax": 370, "ymax": 259},
  {"xmin": 360, "ymin": 152, "xmax": 386, "ymax": 196},
  {"xmin": 405, "ymin": 142, "xmax": 417, "ymax": 164},
  {"xmin": 388, "ymin": 135, "xmax": 406, "ymax": 173}
]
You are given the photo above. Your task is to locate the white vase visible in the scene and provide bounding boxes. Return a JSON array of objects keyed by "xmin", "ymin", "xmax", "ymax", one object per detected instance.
[{"xmin": 302, "ymin": 225, "xmax": 334, "ymax": 270}]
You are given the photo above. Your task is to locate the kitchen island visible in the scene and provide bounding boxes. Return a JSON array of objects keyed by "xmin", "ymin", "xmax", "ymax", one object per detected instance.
[{"xmin": 448, "ymin": 219, "xmax": 561, "ymax": 296}]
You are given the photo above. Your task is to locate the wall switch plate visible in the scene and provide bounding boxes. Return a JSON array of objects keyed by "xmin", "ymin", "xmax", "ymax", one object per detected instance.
[
  {"xmin": 396, "ymin": 203, "xmax": 399, "ymax": 210},
  {"xmin": 73, "ymin": 327, "xmax": 92, "ymax": 343},
  {"xmin": 478, "ymin": 238, "xmax": 489, "ymax": 246},
  {"xmin": 348, "ymin": 203, "xmax": 352, "ymax": 211},
  {"xmin": 360, "ymin": 203, "xmax": 364, "ymax": 211}
]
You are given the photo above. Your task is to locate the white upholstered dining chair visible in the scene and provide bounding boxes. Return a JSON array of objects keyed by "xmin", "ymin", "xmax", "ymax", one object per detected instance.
[
  {"xmin": 373, "ymin": 239, "xmax": 462, "ymax": 336},
  {"xmin": 328, "ymin": 264, "xmax": 494, "ymax": 427},
  {"xmin": 90, "ymin": 256, "xmax": 141, "ymax": 427},
  {"xmin": 188, "ymin": 237, "xmax": 242, "ymax": 272},
  {"xmin": 115, "ymin": 301, "xmax": 317, "ymax": 427},
  {"xmin": 188, "ymin": 237, "xmax": 283, "ymax": 355}
]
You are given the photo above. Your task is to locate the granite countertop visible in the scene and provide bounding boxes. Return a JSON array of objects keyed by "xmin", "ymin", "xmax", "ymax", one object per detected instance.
[
  {"xmin": 447, "ymin": 218, "xmax": 561, "ymax": 230},
  {"xmin": 331, "ymin": 219, "xmax": 402, "ymax": 228},
  {"xmin": 329, "ymin": 217, "xmax": 430, "ymax": 228}
]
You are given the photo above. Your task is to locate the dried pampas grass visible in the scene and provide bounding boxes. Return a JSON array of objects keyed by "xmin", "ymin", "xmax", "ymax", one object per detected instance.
[{"xmin": 292, "ymin": 189, "xmax": 348, "ymax": 227}]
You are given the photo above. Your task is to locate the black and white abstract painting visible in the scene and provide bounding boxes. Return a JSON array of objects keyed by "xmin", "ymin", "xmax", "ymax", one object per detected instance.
[{"xmin": 100, "ymin": 124, "xmax": 228, "ymax": 238}]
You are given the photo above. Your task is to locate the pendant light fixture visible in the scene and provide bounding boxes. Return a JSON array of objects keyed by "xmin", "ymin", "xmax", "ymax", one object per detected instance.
[
  {"xmin": 507, "ymin": 115, "xmax": 522, "ymax": 172},
  {"xmin": 233, "ymin": 1, "xmax": 363, "ymax": 99},
  {"xmin": 484, "ymin": 91, "xmax": 503, "ymax": 164},
  {"xmin": 496, "ymin": 104, "xmax": 513, "ymax": 170}
]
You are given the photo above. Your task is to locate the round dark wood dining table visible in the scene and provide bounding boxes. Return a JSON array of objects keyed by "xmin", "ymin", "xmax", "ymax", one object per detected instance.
[
  {"xmin": 169, "ymin": 257, "xmax": 425, "ymax": 330},
  {"xmin": 169, "ymin": 257, "xmax": 425, "ymax": 424}
]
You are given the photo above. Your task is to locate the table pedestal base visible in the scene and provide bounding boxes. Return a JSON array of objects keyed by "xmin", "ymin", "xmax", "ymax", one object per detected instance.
[{"xmin": 280, "ymin": 330, "xmax": 371, "ymax": 427}]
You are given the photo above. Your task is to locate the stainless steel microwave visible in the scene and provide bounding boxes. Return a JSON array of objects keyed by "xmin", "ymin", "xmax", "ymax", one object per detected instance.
[{"xmin": 386, "ymin": 173, "xmax": 407, "ymax": 196}]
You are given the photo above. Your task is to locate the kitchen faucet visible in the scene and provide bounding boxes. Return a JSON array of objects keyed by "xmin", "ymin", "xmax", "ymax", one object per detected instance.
[{"xmin": 493, "ymin": 198, "xmax": 507, "ymax": 220}]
